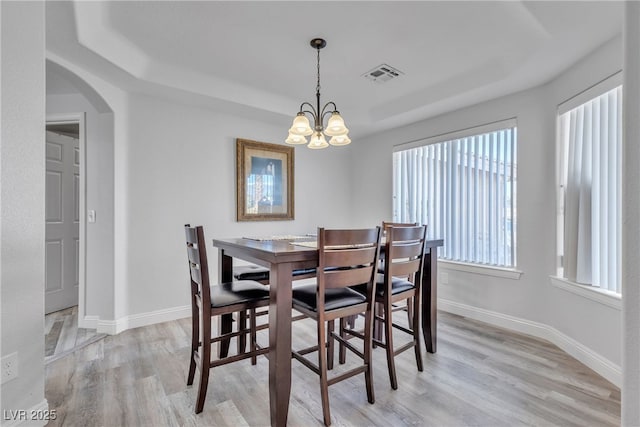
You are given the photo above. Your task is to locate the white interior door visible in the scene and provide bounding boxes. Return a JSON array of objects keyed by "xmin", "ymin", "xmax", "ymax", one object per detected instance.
[{"xmin": 45, "ymin": 129, "xmax": 80, "ymax": 314}]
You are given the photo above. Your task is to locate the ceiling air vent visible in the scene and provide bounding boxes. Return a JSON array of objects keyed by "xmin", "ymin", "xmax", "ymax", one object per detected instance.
[{"xmin": 362, "ymin": 64, "xmax": 404, "ymax": 84}]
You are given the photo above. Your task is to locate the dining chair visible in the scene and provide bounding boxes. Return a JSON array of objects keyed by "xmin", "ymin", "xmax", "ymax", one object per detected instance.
[
  {"xmin": 380, "ymin": 221, "xmax": 419, "ymax": 327},
  {"xmin": 184, "ymin": 224, "xmax": 270, "ymax": 413},
  {"xmin": 341, "ymin": 224, "xmax": 427, "ymax": 390},
  {"xmin": 291, "ymin": 227, "xmax": 381, "ymax": 426},
  {"xmin": 343, "ymin": 221, "xmax": 419, "ymax": 335}
]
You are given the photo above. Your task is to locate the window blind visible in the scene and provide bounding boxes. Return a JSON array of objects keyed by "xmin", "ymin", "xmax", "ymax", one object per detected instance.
[
  {"xmin": 559, "ymin": 85, "xmax": 621, "ymax": 293},
  {"xmin": 393, "ymin": 125, "xmax": 517, "ymax": 267}
]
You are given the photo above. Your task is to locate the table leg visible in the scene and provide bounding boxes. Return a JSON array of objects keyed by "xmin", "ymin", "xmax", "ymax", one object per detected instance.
[
  {"xmin": 269, "ymin": 262, "xmax": 293, "ymax": 427},
  {"xmin": 422, "ymin": 248, "xmax": 438, "ymax": 353},
  {"xmin": 218, "ymin": 249, "xmax": 234, "ymax": 358}
]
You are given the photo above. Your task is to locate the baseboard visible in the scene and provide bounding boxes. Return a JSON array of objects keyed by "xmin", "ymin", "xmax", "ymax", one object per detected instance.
[
  {"xmin": 80, "ymin": 315, "xmax": 99, "ymax": 329},
  {"xmin": 439, "ymin": 298, "xmax": 622, "ymax": 388},
  {"xmin": 92, "ymin": 305, "xmax": 191, "ymax": 335},
  {"xmin": 2, "ymin": 399, "xmax": 49, "ymax": 427},
  {"xmin": 95, "ymin": 318, "xmax": 125, "ymax": 335}
]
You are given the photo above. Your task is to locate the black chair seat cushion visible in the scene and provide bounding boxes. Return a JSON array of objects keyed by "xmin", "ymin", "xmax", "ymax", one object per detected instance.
[
  {"xmin": 234, "ymin": 265, "xmax": 317, "ymax": 281},
  {"xmin": 210, "ymin": 280, "xmax": 269, "ymax": 308},
  {"xmin": 233, "ymin": 265, "xmax": 270, "ymax": 281},
  {"xmin": 293, "ymin": 268, "xmax": 318, "ymax": 276},
  {"xmin": 292, "ymin": 283, "xmax": 366, "ymax": 312},
  {"xmin": 353, "ymin": 275, "xmax": 415, "ymax": 297}
]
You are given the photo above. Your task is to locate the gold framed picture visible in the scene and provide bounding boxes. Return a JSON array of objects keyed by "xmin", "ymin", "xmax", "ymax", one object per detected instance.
[{"xmin": 236, "ymin": 138, "xmax": 294, "ymax": 221}]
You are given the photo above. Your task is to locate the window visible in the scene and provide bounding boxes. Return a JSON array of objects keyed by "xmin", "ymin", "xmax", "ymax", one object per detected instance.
[
  {"xmin": 558, "ymin": 83, "xmax": 622, "ymax": 294},
  {"xmin": 393, "ymin": 122, "xmax": 517, "ymax": 267}
]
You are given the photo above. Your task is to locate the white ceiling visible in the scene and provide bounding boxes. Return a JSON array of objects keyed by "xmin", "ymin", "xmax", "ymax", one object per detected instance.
[{"xmin": 45, "ymin": 1, "xmax": 623, "ymax": 139}]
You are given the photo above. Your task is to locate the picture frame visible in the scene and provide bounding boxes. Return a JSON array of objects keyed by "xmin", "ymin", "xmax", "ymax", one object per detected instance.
[{"xmin": 236, "ymin": 138, "xmax": 294, "ymax": 221}]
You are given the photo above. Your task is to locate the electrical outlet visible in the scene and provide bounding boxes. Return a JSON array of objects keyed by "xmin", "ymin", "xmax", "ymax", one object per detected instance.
[{"xmin": 1, "ymin": 352, "xmax": 18, "ymax": 384}]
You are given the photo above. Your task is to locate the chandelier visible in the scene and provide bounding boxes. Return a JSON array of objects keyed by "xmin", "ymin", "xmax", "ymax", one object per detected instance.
[{"xmin": 285, "ymin": 38, "xmax": 351, "ymax": 149}]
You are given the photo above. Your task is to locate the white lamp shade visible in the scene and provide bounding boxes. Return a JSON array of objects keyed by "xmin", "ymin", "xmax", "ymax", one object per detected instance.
[
  {"xmin": 323, "ymin": 112, "xmax": 348, "ymax": 136},
  {"xmin": 329, "ymin": 133, "xmax": 351, "ymax": 146},
  {"xmin": 289, "ymin": 113, "xmax": 313, "ymax": 136},
  {"xmin": 285, "ymin": 133, "xmax": 308, "ymax": 145},
  {"xmin": 308, "ymin": 132, "xmax": 329, "ymax": 149}
]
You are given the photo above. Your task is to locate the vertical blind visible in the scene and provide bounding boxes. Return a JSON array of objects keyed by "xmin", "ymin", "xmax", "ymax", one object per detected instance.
[
  {"xmin": 559, "ymin": 86, "xmax": 621, "ymax": 293},
  {"xmin": 393, "ymin": 125, "xmax": 517, "ymax": 267}
]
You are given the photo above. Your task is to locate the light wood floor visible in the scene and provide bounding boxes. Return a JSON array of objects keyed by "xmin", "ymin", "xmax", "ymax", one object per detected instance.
[
  {"xmin": 44, "ymin": 311, "xmax": 620, "ymax": 426},
  {"xmin": 44, "ymin": 306, "xmax": 106, "ymax": 365}
]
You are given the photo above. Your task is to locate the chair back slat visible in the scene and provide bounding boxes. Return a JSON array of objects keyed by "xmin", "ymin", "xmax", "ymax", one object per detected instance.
[
  {"xmin": 190, "ymin": 263, "xmax": 203, "ymax": 286},
  {"xmin": 386, "ymin": 224, "xmax": 423, "ymax": 240},
  {"xmin": 185, "ymin": 226, "xmax": 198, "ymax": 245},
  {"xmin": 324, "ymin": 246, "xmax": 378, "ymax": 267},
  {"xmin": 382, "ymin": 221, "xmax": 418, "ymax": 229},
  {"xmin": 391, "ymin": 241, "xmax": 424, "ymax": 259},
  {"xmin": 324, "ymin": 267, "xmax": 374, "ymax": 289},
  {"xmin": 187, "ymin": 246, "xmax": 200, "ymax": 266},
  {"xmin": 323, "ymin": 228, "xmax": 380, "ymax": 247},
  {"xmin": 390, "ymin": 258, "xmax": 422, "ymax": 278}
]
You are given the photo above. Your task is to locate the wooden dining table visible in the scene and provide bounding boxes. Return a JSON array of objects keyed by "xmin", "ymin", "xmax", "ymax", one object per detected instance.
[{"xmin": 212, "ymin": 236, "xmax": 443, "ymax": 427}]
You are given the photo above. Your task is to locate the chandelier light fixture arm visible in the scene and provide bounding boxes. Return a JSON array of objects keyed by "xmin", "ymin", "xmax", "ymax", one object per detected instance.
[
  {"xmin": 285, "ymin": 38, "xmax": 351, "ymax": 149},
  {"xmin": 298, "ymin": 102, "xmax": 317, "ymax": 124},
  {"xmin": 320, "ymin": 101, "xmax": 339, "ymax": 121}
]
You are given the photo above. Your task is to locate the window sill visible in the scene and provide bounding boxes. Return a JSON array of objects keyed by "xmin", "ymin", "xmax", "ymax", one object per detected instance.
[
  {"xmin": 439, "ymin": 260, "xmax": 523, "ymax": 280},
  {"xmin": 549, "ymin": 276, "xmax": 621, "ymax": 310}
]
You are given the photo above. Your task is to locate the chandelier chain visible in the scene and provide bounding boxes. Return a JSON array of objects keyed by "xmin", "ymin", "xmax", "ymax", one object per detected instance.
[{"xmin": 316, "ymin": 47, "xmax": 321, "ymax": 95}]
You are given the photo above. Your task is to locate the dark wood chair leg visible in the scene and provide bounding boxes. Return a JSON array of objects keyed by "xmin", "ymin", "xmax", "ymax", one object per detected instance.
[
  {"xmin": 218, "ymin": 313, "xmax": 233, "ymax": 358},
  {"xmin": 317, "ymin": 319, "xmax": 332, "ymax": 426},
  {"xmin": 406, "ymin": 298, "xmax": 414, "ymax": 329},
  {"xmin": 364, "ymin": 305, "xmax": 375, "ymax": 404},
  {"xmin": 383, "ymin": 301, "xmax": 398, "ymax": 390},
  {"xmin": 338, "ymin": 317, "xmax": 347, "ymax": 364},
  {"xmin": 373, "ymin": 302, "xmax": 383, "ymax": 348},
  {"xmin": 327, "ymin": 320, "xmax": 335, "ymax": 370},
  {"xmin": 238, "ymin": 310, "xmax": 247, "ymax": 354},
  {"xmin": 250, "ymin": 308, "xmax": 258, "ymax": 365},
  {"xmin": 413, "ymin": 294, "xmax": 423, "ymax": 372},
  {"xmin": 187, "ymin": 295, "xmax": 199, "ymax": 385},
  {"xmin": 196, "ymin": 312, "xmax": 212, "ymax": 414},
  {"xmin": 347, "ymin": 314, "xmax": 356, "ymax": 328}
]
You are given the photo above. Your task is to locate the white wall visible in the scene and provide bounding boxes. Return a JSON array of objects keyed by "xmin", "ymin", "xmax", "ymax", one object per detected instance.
[
  {"xmin": 122, "ymin": 92, "xmax": 353, "ymax": 318},
  {"xmin": 349, "ymin": 36, "xmax": 623, "ymax": 384},
  {"xmin": 0, "ymin": 0, "xmax": 47, "ymax": 420}
]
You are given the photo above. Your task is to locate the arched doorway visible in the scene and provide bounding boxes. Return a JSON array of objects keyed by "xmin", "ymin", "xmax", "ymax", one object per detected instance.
[{"xmin": 44, "ymin": 60, "xmax": 114, "ymax": 357}]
